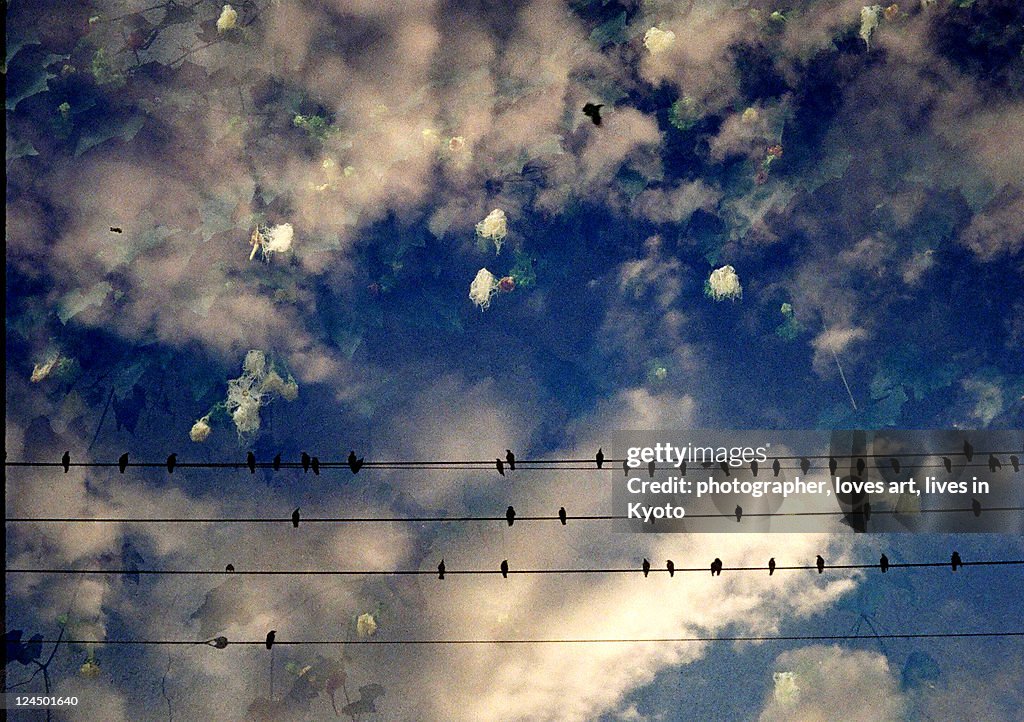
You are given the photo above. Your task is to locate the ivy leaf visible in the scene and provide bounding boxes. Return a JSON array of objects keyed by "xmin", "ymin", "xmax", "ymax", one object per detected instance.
[{"xmin": 5, "ymin": 50, "xmax": 66, "ymax": 111}]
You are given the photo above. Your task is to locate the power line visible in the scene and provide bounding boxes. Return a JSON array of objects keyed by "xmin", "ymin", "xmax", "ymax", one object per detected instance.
[
  {"xmin": 26, "ymin": 630, "xmax": 1024, "ymax": 647},
  {"xmin": 7, "ymin": 506, "xmax": 1024, "ymax": 524},
  {"xmin": 7, "ymin": 559, "xmax": 1023, "ymax": 577}
]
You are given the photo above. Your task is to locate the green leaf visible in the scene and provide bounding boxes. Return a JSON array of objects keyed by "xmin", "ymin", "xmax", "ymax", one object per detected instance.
[{"xmin": 58, "ymin": 282, "xmax": 113, "ymax": 324}]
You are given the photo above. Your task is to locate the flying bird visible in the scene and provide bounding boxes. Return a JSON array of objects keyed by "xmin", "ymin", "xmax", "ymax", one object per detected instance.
[
  {"xmin": 951, "ymin": 551, "xmax": 963, "ymax": 571},
  {"xmin": 496, "ymin": 458, "xmax": 505, "ymax": 476},
  {"xmin": 501, "ymin": 560, "xmax": 509, "ymax": 578},
  {"xmin": 506, "ymin": 450, "xmax": 516, "ymax": 471},
  {"xmin": 772, "ymin": 459, "xmax": 781, "ymax": 477},
  {"xmin": 711, "ymin": 558, "xmax": 723, "ymax": 576},
  {"xmin": 225, "ymin": 564, "xmax": 235, "ymax": 572},
  {"xmin": 118, "ymin": 453, "xmax": 129, "ymax": 473},
  {"xmin": 942, "ymin": 457, "xmax": 952, "ymax": 473},
  {"xmin": 800, "ymin": 458, "xmax": 810, "ymax": 475},
  {"xmin": 642, "ymin": 558, "xmax": 651, "ymax": 577},
  {"xmin": 768, "ymin": 558, "xmax": 776, "ymax": 576},
  {"xmin": 62, "ymin": 451, "xmax": 70, "ymax": 473},
  {"xmin": 438, "ymin": 559, "xmax": 445, "ymax": 579},
  {"xmin": 348, "ymin": 451, "xmax": 363, "ymax": 474},
  {"xmin": 291, "ymin": 508, "xmax": 300, "ymax": 528},
  {"xmin": 558, "ymin": 507, "xmax": 567, "ymax": 525},
  {"xmin": 890, "ymin": 458, "xmax": 901, "ymax": 474},
  {"xmin": 265, "ymin": 631, "xmax": 276, "ymax": 650},
  {"xmin": 963, "ymin": 440, "xmax": 974, "ymax": 461},
  {"xmin": 272, "ymin": 454, "xmax": 281, "ymax": 471},
  {"xmin": 988, "ymin": 454, "xmax": 1001, "ymax": 473},
  {"xmin": 166, "ymin": 454, "xmax": 177, "ymax": 474},
  {"xmin": 247, "ymin": 451, "xmax": 256, "ymax": 474},
  {"xmin": 735, "ymin": 505, "xmax": 743, "ymax": 523},
  {"xmin": 829, "ymin": 457, "xmax": 838, "ymax": 477},
  {"xmin": 311, "ymin": 456, "xmax": 320, "ymax": 476},
  {"xmin": 506, "ymin": 505, "xmax": 516, "ymax": 526},
  {"xmin": 880, "ymin": 554, "xmax": 889, "ymax": 573},
  {"xmin": 648, "ymin": 459, "xmax": 656, "ymax": 478},
  {"xmin": 582, "ymin": 102, "xmax": 603, "ymax": 125},
  {"xmin": 301, "ymin": 452, "xmax": 311, "ymax": 473},
  {"xmin": 972, "ymin": 498, "xmax": 981, "ymax": 517},
  {"xmin": 109, "ymin": 227, "xmax": 123, "ymax": 233},
  {"xmin": 596, "ymin": 448, "xmax": 604, "ymax": 468},
  {"xmin": 667, "ymin": 559, "xmax": 675, "ymax": 577},
  {"xmin": 816, "ymin": 555, "xmax": 825, "ymax": 574}
]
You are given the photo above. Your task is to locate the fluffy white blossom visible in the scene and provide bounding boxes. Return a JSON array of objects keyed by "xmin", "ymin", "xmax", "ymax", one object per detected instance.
[
  {"xmin": 860, "ymin": 6, "xmax": 882, "ymax": 49},
  {"xmin": 250, "ymin": 223, "xmax": 294, "ymax": 261},
  {"xmin": 217, "ymin": 5, "xmax": 237, "ymax": 32},
  {"xmin": 190, "ymin": 416, "xmax": 212, "ymax": 443},
  {"xmin": 476, "ymin": 209, "xmax": 508, "ymax": 252},
  {"xmin": 643, "ymin": 27, "xmax": 676, "ymax": 54},
  {"xmin": 773, "ymin": 671, "xmax": 800, "ymax": 705},
  {"xmin": 469, "ymin": 268, "xmax": 499, "ymax": 310},
  {"xmin": 706, "ymin": 265, "xmax": 743, "ymax": 301},
  {"xmin": 356, "ymin": 612, "xmax": 377, "ymax": 638}
]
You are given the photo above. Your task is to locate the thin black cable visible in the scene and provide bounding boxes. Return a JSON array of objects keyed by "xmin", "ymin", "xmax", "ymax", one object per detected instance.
[{"xmin": 7, "ymin": 559, "xmax": 1023, "ymax": 576}]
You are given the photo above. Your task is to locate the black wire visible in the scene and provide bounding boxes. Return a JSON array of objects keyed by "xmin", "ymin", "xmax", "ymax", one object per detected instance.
[{"xmin": 7, "ymin": 560, "xmax": 1023, "ymax": 576}]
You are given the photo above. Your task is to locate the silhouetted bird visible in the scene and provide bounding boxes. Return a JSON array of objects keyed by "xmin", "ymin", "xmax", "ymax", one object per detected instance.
[
  {"xmin": 247, "ymin": 451, "xmax": 256, "ymax": 474},
  {"xmin": 963, "ymin": 440, "xmax": 974, "ymax": 462},
  {"xmin": 110, "ymin": 227, "xmax": 123, "ymax": 233},
  {"xmin": 265, "ymin": 631, "xmax": 276, "ymax": 650},
  {"xmin": 166, "ymin": 454, "xmax": 177, "ymax": 474},
  {"xmin": 880, "ymin": 554, "xmax": 889, "ymax": 573},
  {"xmin": 942, "ymin": 456, "xmax": 952, "ymax": 473},
  {"xmin": 829, "ymin": 457, "xmax": 838, "ymax": 477},
  {"xmin": 311, "ymin": 456, "xmax": 320, "ymax": 476},
  {"xmin": 735, "ymin": 505, "xmax": 743, "ymax": 523},
  {"xmin": 506, "ymin": 506, "xmax": 516, "ymax": 526},
  {"xmin": 719, "ymin": 461, "xmax": 730, "ymax": 476},
  {"xmin": 501, "ymin": 559, "xmax": 509, "ymax": 578},
  {"xmin": 121, "ymin": 540, "xmax": 144, "ymax": 585},
  {"xmin": 678, "ymin": 460, "xmax": 687, "ymax": 475},
  {"xmin": 301, "ymin": 452, "xmax": 311, "ymax": 473},
  {"xmin": 667, "ymin": 559, "xmax": 675, "ymax": 577},
  {"xmin": 506, "ymin": 450, "xmax": 516, "ymax": 471},
  {"xmin": 582, "ymin": 103, "xmax": 603, "ymax": 125},
  {"xmin": 61, "ymin": 451, "xmax": 70, "ymax": 473},
  {"xmin": 648, "ymin": 459, "xmax": 656, "ymax": 478},
  {"xmin": 596, "ymin": 448, "xmax": 604, "ymax": 468},
  {"xmin": 642, "ymin": 558, "xmax": 651, "ymax": 577},
  {"xmin": 438, "ymin": 559, "xmax": 445, "ymax": 579},
  {"xmin": 118, "ymin": 453, "xmax": 129, "ymax": 473},
  {"xmin": 348, "ymin": 451, "xmax": 363, "ymax": 474},
  {"xmin": 988, "ymin": 454, "xmax": 1001, "ymax": 473},
  {"xmin": 711, "ymin": 558, "xmax": 723, "ymax": 576},
  {"xmin": 558, "ymin": 507, "xmax": 567, "ymax": 525},
  {"xmin": 816, "ymin": 555, "xmax": 825, "ymax": 574},
  {"xmin": 1010, "ymin": 455, "xmax": 1020, "ymax": 472},
  {"xmin": 856, "ymin": 458, "xmax": 865, "ymax": 476},
  {"xmin": 800, "ymin": 458, "xmax": 810, "ymax": 475},
  {"xmin": 291, "ymin": 508, "xmax": 300, "ymax": 528},
  {"xmin": 768, "ymin": 558, "xmax": 776, "ymax": 576},
  {"xmin": 951, "ymin": 551, "xmax": 963, "ymax": 571},
  {"xmin": 773, "ymin": 459, "xmax": 781, "ymax": 477},
  {"xmin": 211, "ymin": 636, "xmax": 228, "ymax": 649},
  {"xmin": 225, "ymin": 564, "xmax": 235, "ymax": 572},
  {"xmin": 751, "ymin": 460, "xmax": 758, "ymax": 476},
  {"xmin": 890, "ymin": 458, "xmax": 901, "ymax": 474},
  {"xmin": 273, "ymin": 454, "xmax": 281, "ymax": 471},
  {"xmin": 496, "ymin": 458, "xmax": 505, "ymax": 476},
  {"xmin": 972, "ymin": 498, "xmax": 981, "ymax": 517}
]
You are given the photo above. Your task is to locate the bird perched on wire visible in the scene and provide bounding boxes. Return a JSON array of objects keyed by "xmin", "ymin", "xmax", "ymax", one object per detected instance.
[
  {"xmin": 666, "ymin": 560, "xmax": 675, "ymax": 578},
  {"xmin": 348, "ymin": 450, "xmax": 364, "ymax": 474},
  {"xmin": 951, "ymin": 551, "xmax": 963, "ymax": 571},
  {"xmin": 856, "ymin": 458, "xmax": 866, "ymax": 476},
  {"xmin": 273, "ymin": 454, "xmax": 281, "ymax": 471},
  {"xmin": 622, "ymin": 459, "xmax": 629, "ymax": 476},
  {"xmin": 506, "ymin": 450, "xmax": 516, "ymax": 471},
  {"xmin": 506, "ymin": 506, "xmax": 516, "ymax": 527},
  {"xmin": 1010, "ymin": 455, "xmax": 1019, "ymax": 472},
  {"xmin": 642, "ymin": 559, "xmax": 651, "ymax": 577},
  {"xmin": 301, "ymin": 452, "xmax": 311, "ymax": 473},
  {"xmin": 501, "ymin": 560, "xmax": 509, "ymax": 579},
  {"xmin": 829, "ymin": 457, "xmax": 838, "ymax": 477},
  {"xmin": 711, "ymin": 558, "xmax": 723, "ymax": 576},
  {"xmin": 596, "ymin": 448, "xmax": 604, "ymax": 468},
  {"xmin": 773, "ymin": 459, "xmax": 781, "ymax": 477},
  {"xmin": 963, "ymin": 440, "xmax": 974, "ymax": 461},
  {"xmin": 800, "ymin": 458, "xmax": 810, "ymax": 475},
  {"xmin": 225, "ymin": 564, "xmax": 235, "ymax": 573},
  {"xmin": 880, "ymin": 554, "xmax": 889, "ymax": 573},
  {"xmin": 496, "ymin": 458, "xmax": 505, "ymax": 476},
  {"xmin": 972, "ymin": 498, "xmax": 981, "ymax": 517},
  {"xmin": 816, "ymin": 555, "xmax": 825, "ymax": 574},
  {"xmin": 890, "ymin": 458, "xmax": 901, "ymax": 474},
  {"xmin": 988, "ymin": 455, "xmax": 1001, "ymax": 473},
  {"xmin": 750, "ymin": 460, "xmax": 757, "ymax": 477},
  {"xmin": 61, "ymin": 451, "xmax": 70, "ymax": 473},
  {"xmin": 558, "ymin": 507, "xmax": 567, "ymax": 525},
  {"xmin": 247, "ymin": 451, "xmax": 256, "ymax": 474},
  {"xmin": 438, "ymin": 559, "xmax": 445, "ymax": 580},
  {"xmin": 735, "ymin": 505, "xmax": 743, "ymax": 523},
  {"xmin": 291, "ymin": 508, "xmax": 300, "ymax": 528},
  {"xmin": 648, "ymin": 459, "xmax": 656, "ymax": 478},
  {"xmin": 265, "ymin": 631, "xmax": 276, "ymax": 650},
  {"xmin": 582, "ymin": 103, "xmax": 603, "ymax": 125},
  {"xmin": 166, "ymin": 454, "xmax": 177, "ymax": 474},
  {"xmin": 768, "ymin": 558, "xmax": 776, "ymax": 576},
  {"xmin": 863, "ymin": 500, "xmax": 872, "ymax": 523},
  {"xmin": 311, "ymin": 456, "xmax": 320, "ymax": 476},
  {"xmin": 118, "ymin": 453, "xmax": 129, "ymax": 473},
  {"xmin": 942, "ymin": 456, "xmax": 952, "ymax": 473}
]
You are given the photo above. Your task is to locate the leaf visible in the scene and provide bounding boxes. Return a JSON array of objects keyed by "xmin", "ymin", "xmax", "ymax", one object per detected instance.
[
  {"xmin": 5, "ymin": 51, "xmax": 64, "ymax": 110},
  {"xmin": 589, "ymin": 11, "xmax": 628, "ymax": 47},
  {"xmin": 58, "ymin": 281, "xmax": 113, "ymax": 324},
  {"xmin": 5, "ymin": 630, "xmax": 44, "ymax": 665},
  {"xmin": 75, "ymin": 113, "xmax": 146, "ymax": 157}
]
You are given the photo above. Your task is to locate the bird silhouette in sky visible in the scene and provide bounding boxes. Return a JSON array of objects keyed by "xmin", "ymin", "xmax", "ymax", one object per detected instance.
[
  {"xmin": 247, "ymin": 451, "xmax": 256, "ymax": 474},
  {"xmin": 265, "ymin": 631, "xmax": 276, "ymax": 650},
  {"xmin": 506, "ymin": 506, "xmax": 516, "ymax": 526},
  {"xmin": 800, "ymin": 458, "xmax": 810, "ymax": 475},
  {"xmin": 711, "ymin": 558, "xmax": 723, "ymax": 576},
  {"xmin": 596, "ymin": 448, "xmax": 604, "ymax": 468},
  {"xmin": 829, "ymin": 457, "xmax": 838, "ymax": 477},
  {"xmin": 506, "ymin": 450, "xmax": 516, "ymax": 471},
  {"xmin": 642, "ymin": 559, "xmax": 651, "ymax": 577},
  {"xmin": 880, "ymin": 554, "xmax": 889, "ymax": 573},
  {"xmin": 291, "ymin": 508, "xmax": 300, "ymax": 528},
  {"xmin": 438, "ymin": 559, "xmax": 445, "ymax": 579},
  {"xmin": 666, "ymin": 560, "xmax": 675, "ymax": 577},
  {"xmin": 301, "ymin": 452, "xmax": 311, "ymax": 473},
  {"xmin": 582, "ymin": 102, "xmax": 603, "ymax": 125},
  {"xmin": 110, "ymin": 226, "xmax": 123, "ymax": 233},
  {"xmin": 211, "ymin": 636, "xmax": 228, "ymax": 649},
  {"xmin": 118, "ymin": 453, "xmax": 129, "ymax": 473},
  {"xmin": 963, "ymin": 440, "xmax": 974, "ymax": 461},
  {"xmin": 678, "ymin": 460, "xmax": 687, "ymax": 475},
  {"xmin": 311, "ymin": 456, "xmax": 320, "ymax": 476},
  {"xmin": 272, "ymin": 453, "xmax": 281, "ymax": 471},
  {"xmin": 816, "ymin": 555, "xmax": 825, "ymax": 574},
  {"xmin": 225, "ymin": 564, "xmax": 235, "ymax": 573},
  {"xmin": 768, "ymin": 558, "xmax": 776, "ymax": 576},
  {"xmin": 988, "ymin": 455, "xmax": 1001, "ymax": 473},
  {"xmin": 773, "ymin": 459, "xmax": 781, "ymax": 477},
  {"xmin": 166, "ymin": 454, "xmax": 177, "ymax": 474},
  {"xmin": 972, "ymin": 498, "xmax": 982, "ymax": 517},
  {"xmin": 735, "ymin": 505, "xmax": 743, "ymax": 523},
  {"xmin": 496, "ymin": 458, "xmax": 505, "ymax": 476},
  {"xmin": 501, "ymin": 560, "xmax": 509, "ymax": 579},
  {"xmin": 750, "ymin": 460, "xmax": 758, "ymax": 476},
  {"xmin": 648, "ymin": 459, "xmax": 656, "ymax": 478},
  {"xmin": 942, "ymin": 456, "xmax": 952, "ymax": 473},
  {"xmin": 348, "ymin": 450, "xmax": 364, "ymax": 474},
  {"xmin": 121, "ymin": 540, "xmax": 144, "ymax": 585},
  {"xmin": 951, "ymin": 551, "xmax": 963, "ymax": 571},
  {"xmin": 558, "ymin": 507, "xmax": 567, "ymax": 525},
  {"xmin": 61, "ymin": 451, "xmax": 70, "ymax": 473}
]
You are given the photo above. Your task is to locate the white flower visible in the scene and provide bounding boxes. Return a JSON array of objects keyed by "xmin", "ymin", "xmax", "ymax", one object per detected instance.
[
  {"xmin": 190, "ymin": 416, "xmax": 212, "ymax": 443},
  {"xmin": 706, "ymin": 265, "xmax": 743, "ymax": 301},
  {"xmin": 860, "ymin": 6, "xmax": 882, "ymax": 49},
  {"xmin": 216, "ymin": 5, "xmax": 237, "ymax": 32},
  {"xmin": 356, "ymin": 612, "xmax": 377, "ymax": 638},
  {"xmin": 249, "ymin": 223, "xmax": 294, "ymax": 261},
  {"xmin": 643, "ymin": 27, "xmax": 676, "ymax": 54},
  {"xmin": 476, "ymin": 209, "xmax": 508, "ymax": 253},
  {"xmin": 231, "ymin": 398, "xmax": 261, "ymax": 435},
  {"xmin": 243, "ymin": 350, "xmax": 268, "ymax": 376},
  {"xmin": 469, "ymin": 268, "xmax": 499, "ymax": 310}
]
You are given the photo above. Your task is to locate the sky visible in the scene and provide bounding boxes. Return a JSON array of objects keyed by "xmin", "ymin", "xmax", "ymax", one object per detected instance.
[{"xmin": 5, "ymin": 0, "xmax": 1024, "ymax": 720}]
